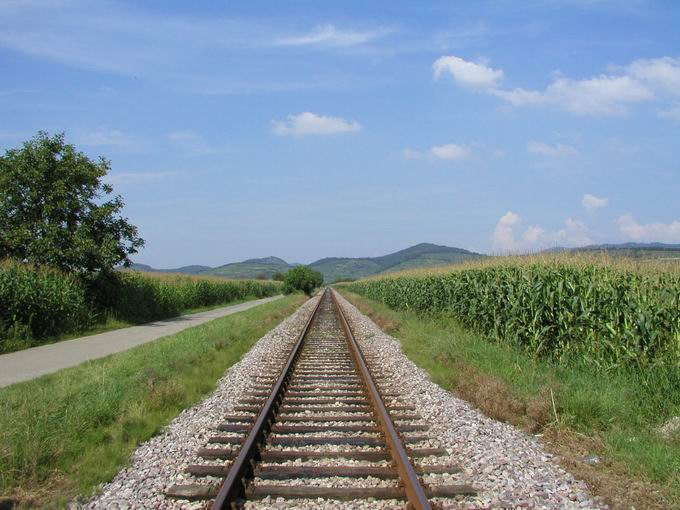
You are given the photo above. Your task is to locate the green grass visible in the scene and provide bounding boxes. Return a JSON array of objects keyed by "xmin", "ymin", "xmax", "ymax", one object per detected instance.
[
  {"xmin": 338, "ymin": 290, "xmax": 680, "ymax": 509},
  {"xmin": 0, "ymin": 293, "xmax": 306, "ymax": 509},
  {"xmin": 1, "ymin": 297, "xmax": 261, "ymax": 354}
]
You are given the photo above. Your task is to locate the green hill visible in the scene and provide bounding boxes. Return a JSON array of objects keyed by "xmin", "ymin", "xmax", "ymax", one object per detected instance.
[
  {"xmin": 129, "ymin": 243, "xmax": 485, "ymax": 281},
  {"xmin": 309, "ymin": 243, "xmax": 484, "ymax": 282},
  {"xmin": 204, "ymin": 257, "xmax": 293, "ymax": 279},
  {"xmin": 128, "ymin": 263, "xmax": 212, "ymax": 275}
]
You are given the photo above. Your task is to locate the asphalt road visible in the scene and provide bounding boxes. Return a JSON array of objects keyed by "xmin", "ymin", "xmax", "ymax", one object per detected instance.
[{"xmin": 0, "ymin": 295, "xmax": 283, "ymax": 389}]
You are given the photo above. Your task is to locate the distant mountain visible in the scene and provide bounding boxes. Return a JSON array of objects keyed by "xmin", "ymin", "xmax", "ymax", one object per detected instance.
[
  {"xmin": 205, "ymin": 257, "xmax": 293, "ymax": 279},
  {"xmin": 309, "ymin": 243, "xmax": 484, "ymax": 282},
  {"xmin": 129, "ymin": 242, "xmax": 484, "ymax": 281},
  {"xmin": 543, "ymin": 242, "xmax": 680, "ymax": 260},
  {"xmin": 579, "ymin": 242, "xmax": 680, "ymax": 251},
  {"xmin": 128, "ymin": 263, "xmax": 212, "ymax": 275}
]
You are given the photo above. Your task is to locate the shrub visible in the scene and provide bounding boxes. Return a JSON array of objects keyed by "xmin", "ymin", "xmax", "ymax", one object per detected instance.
[{"xmin": 282, "ymin": 266, "xmax": 323, "ymax": 296}]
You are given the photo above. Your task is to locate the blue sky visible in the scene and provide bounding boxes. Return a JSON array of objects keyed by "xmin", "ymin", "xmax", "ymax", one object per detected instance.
[{"xmin": 1, "ymin": 0, "xmax": 679, "ymax": 266}]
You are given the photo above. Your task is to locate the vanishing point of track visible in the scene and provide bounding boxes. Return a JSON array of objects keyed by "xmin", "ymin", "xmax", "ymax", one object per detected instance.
[{"xmin": 167, "ymin": 289, "xmax": 476, "ymax": 509}]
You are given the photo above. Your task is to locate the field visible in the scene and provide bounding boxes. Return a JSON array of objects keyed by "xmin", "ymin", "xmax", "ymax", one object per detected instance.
[
  {"xmin": 0, "ymin": 261, "xmax": 281, "ymax": 353},
  {"xmin": 341, "ymin": 254, "xmax": 680, "ymax": 373},
  {"xmin": 0, "ymin": 294, "xmax": 306, "ymax": 509},
  {"xmin": 337, "ymin": 254, "xmax": 680, "ymax": 508}
]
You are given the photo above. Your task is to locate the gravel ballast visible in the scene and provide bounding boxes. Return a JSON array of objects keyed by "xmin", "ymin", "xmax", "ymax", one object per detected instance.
[
  {"xmin": 81, "ymin": 291, "xmax": 608, "ymax": 509},
  {"xmin": 334, "ymin": 291, "xmax": 608, "ymax": 510},
  {"xmin": 81, "ymin": 296, "xmax": 321, "ymax": 510}
]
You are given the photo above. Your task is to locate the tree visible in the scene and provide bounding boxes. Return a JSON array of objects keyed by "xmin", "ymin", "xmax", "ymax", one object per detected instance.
[
  {"xmin": 0, "ymin": 132, "xmax": 144, "ymax": 274},
  {"xmin": 272, "ymin": 272, "xmax": 286, "ymax": 281},
  {"xmin": 282, "ymin": 265, "xmax": 323, "ymax": 296}
]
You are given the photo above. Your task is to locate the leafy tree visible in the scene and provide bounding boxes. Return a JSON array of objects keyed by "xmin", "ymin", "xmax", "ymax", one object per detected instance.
[
  {"xmin": 272, "ymin": 272, "xmax": 286, "ymax": 281},
  {"xmin": 282, "ymin": 265, "xmax": 323, "ymax": 296},
  {"xmin": 0, "ymin": 132, "xmax": 144, "ymax": 274}
]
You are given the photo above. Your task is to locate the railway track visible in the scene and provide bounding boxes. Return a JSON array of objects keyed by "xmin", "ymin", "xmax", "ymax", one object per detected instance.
[{"xmin": 167, "ymin": 289, "xmax": 476, "ymax": 509}]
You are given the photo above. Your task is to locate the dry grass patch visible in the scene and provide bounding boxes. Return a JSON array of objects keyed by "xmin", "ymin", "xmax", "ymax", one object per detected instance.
[{"xmin": 543, "ymin": 428, "xmax": 672, "ymax": 510}]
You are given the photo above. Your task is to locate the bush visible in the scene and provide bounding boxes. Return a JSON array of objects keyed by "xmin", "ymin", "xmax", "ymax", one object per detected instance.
[{"xmin": 282, "ymin": 266, "xmax": 323, "ymax": 296}]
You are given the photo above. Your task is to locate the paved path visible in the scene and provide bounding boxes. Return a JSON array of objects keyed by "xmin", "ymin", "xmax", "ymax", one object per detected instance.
[{"xmin": 0, "ymin": 295, "xmax": 283, "ymax": 388}]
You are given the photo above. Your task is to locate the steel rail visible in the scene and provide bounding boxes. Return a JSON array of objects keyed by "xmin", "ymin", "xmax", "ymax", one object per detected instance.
[
  {"xmin": 330, "ymin": 289, "xmax": 432, "ymax": 510},
  {"xmin": 211, "ymin": 291, "xmax": 326, "ymax": 510}
]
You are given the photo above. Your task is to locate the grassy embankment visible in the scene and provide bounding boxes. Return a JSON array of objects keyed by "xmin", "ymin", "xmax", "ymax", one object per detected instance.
[
  {"xmin": 337, "ymin": 254, "xmax": 680, "ymax": 510},
  {"xmin": 0, "ymin": 293, "xmax": 306, "ymax": 509},
  {"xmin": 0, "ymin": 260, "xmax": 281, "ymax": 353}
]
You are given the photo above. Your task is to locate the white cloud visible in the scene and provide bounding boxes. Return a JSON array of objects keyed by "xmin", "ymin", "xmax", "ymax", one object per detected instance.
[
  {"xmin": 491, "ymin": 87, "xmax": 546, "ymax": 106},
  {"xmin": 659, "ymin": 102, "xmax": 680, "ymax": 120},
  {"xmin": 485, "ymin": 57, "xmax": 680, "ymax": 116},
  {"xmin": 277, "ymin": 24, "xmax": 390, "ymax": 47},
  {"xmin": 402, "ymin": 148, "xmax": 422, "ymax": 159},
  {"xmin": 271, "ymin": 112, "xmax": 361, "ymax": 136},
  {"xmin": 527, "ymin": 141, "xmax": 579, "ymax": 158},
  {"xmin": 543, "ymin": 75, "xmax": 653, "ymax": 116},
  {"xmin": 522, "ymin": 225, "xmax": 545, "ymax": 243},
  {"xmin": 430, "ymin": 143, "xmax": 470, "ymax": 160},
  {"xmin": 492, "ymin": 212, "xmax": 593, "ymax": 252},
  {"xmin": 582, "ymin": 193, "xmax": 609, "ymax": 211},
  {"xmin": 432, "ymin": 55, "xmax": 504, "ymax": 89},
  {"xmin": 492, "ymin": 211, "xmax": 522, "ymax": 251},
  {"xmin": 627, "ymin": 57, "xmax": 680, "ymax": 96},
  {"xmin": 106, "ymin": 171, "xmax": 179, "ymax": 185},
  {"xmin": 554, "ymin": 218, "xmax": 592, "ymax": 246},
  {"xmin": 617, "ymin": 214, "xmax": 680, "ymax": 242}
]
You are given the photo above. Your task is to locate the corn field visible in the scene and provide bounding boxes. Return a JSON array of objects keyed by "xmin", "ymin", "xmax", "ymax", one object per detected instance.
[
  {"xmin": 0, "ymin": 260, "xmax": 281, "ymax": 351},
  {"xmin": 342, "ymin": 256, "xmax": 680, "ymax": 371}
]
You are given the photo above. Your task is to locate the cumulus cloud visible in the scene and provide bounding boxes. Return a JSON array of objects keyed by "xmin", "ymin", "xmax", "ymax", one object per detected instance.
[
  {"xmin": 433, "ymin": 56, "xmax": 504, "ymax": 89},
  {"xmin": 430, "ymin": 143, "xmax": 470, "ymax": 160},
  {"xmin": 271, "ymin": 112, "xmax": 361, "ymax": 136},
  {"xmin": 626, "ymin": 57, "xmax": 680, "ymax": 96},
  {"xmin": 491, "ymin": 87, "xmax": 545, "ymax": 106},
  {"xmin": 492, "ymin": 211, "xmax": 522, "ymax": 251},
  {"xmin": 542, "ymin": 75, "xmax": 653, "ymax": 116},
  {"xmin": 402, "ymin": 144, "xmax": 471, "ymax": 162},
  {"xmin": 495, "ymin": 75, "xmax": 654, "ymax": 116},
  {"xmin": 492, "ymin": 212, "xmax": 593, "ymax": 251},
  {"xmin": 527, "ymin": 141, "xmax": 579, "ymax": 158},
  {"xmin": 554, "ymin": 218, "xmax": 592, "ymax": 246},
  {"xmin": 617, "ymin": 214, "xmax": 680, "ymax": 242},
  {"xmin": 582, "ymin": 194, "xmax": 609, "ymax": 211},
  {"xmin": 522, "ymin": 225, "xmax": 545, "ymax": 244},
  {"xmin": 442, "ymin": 55, "xmax": 680, "ymax": 117}
]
